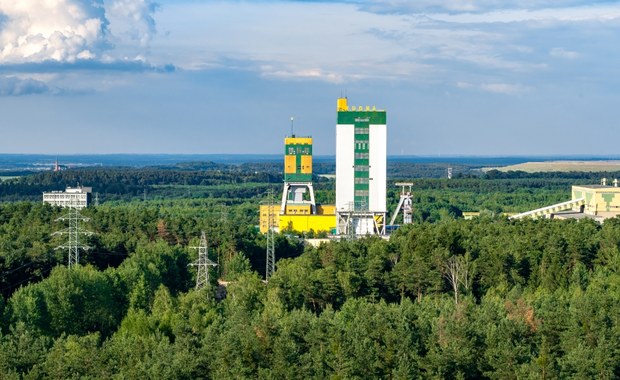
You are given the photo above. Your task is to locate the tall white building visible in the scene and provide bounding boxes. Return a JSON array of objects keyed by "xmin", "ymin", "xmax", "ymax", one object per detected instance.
[
  {"xmin": 43, "ymin": 186, "xmax": 92, "ymax": 209},
  {"xmin": 335, "ymin": 97, "xmax": 387, "ymax": 235}
]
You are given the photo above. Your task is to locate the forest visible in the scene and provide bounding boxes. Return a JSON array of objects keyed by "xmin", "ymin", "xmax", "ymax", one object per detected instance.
[{"xmin": 1, "ymin": 163, "xmax": 620, "ymax": 378}]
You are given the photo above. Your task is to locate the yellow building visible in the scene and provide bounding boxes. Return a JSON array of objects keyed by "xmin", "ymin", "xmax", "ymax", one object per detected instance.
[
  {"xmin": 571, "ymin": 184, "xmax": 620, "ymax": 218},
  {"xmin": 510, "ymin": 181, "xmax": 620, "ymax": 221},
  {"xmin": 279, "ymin": 205, "xmax": 336, "ymax": 233},
  {"xmin": 259, "ymin": 135, "xmax": 336, "ymax": 234}
]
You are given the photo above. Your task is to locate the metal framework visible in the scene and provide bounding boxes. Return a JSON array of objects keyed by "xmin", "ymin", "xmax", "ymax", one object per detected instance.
[
  {"xmin": 189, "ymin": 231, "xmax": 217, "ymax": 290},
  {"xmin": 280, "ymin": 182, "xmax": 316, "ymax": 214},
  {"xmin": 265, "ymin": 190, "xmax": 276, "ymax": 281},
  {"xmin": 390, "ymin": 183, "xmax": 413, "ymax": 225},
  {"xmin": 53, "ymin": 201, "xmax": 93, "ymax": 268},
  {"xmin": 337, "ymin": 207, "xmax": 386, "ymax": 237}
]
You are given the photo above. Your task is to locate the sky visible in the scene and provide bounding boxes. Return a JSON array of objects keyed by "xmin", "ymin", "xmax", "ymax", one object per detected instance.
[{"xmin": 0, "ymin": 0, "xmax": 619, "ymax": 156}]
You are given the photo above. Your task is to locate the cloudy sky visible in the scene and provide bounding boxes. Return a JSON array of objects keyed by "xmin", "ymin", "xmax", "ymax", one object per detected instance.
[{"xmin": 0, "ymin": 0, "xmax": 619, "ymax": 156}]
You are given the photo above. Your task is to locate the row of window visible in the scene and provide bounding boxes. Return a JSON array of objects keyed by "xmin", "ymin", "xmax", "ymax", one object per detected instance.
[
  {"xmin": 286, "ymin": 147, "xmax": 311, "ymax": 155},
  {"xmin": 43, "ymin": 194, "xmax": 87, "ymax": 199}
]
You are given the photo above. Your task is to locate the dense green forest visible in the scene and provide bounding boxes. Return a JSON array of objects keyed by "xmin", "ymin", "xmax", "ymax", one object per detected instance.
[{"xmin": 2, "ymin": 164, "xmax": 620, "ymax": 378}]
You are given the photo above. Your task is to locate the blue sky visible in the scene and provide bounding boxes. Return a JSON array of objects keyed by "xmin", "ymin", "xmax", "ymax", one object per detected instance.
[{"xmin": 0, "ymin": 0, "xmax": 619, "ymax": 155}]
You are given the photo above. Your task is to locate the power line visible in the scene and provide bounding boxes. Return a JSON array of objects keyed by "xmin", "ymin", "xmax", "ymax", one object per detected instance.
[{"xmin": 0, "ymin": 265, "xmax": 54, "ymax": 293}]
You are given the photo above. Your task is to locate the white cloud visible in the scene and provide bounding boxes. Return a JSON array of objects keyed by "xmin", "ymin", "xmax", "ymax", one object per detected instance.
[
  {"xmin": 0, "ymin": 0, "xmax": 108, "ymax": 63},
  {"xmin": 0, "ymin": 0, "xmax": 158, "ymax": 64},
  {"xmin": 426, "ymin": 5, "xmax": 620, "ymax": 24},
  {"xmin": 457, "ymin": 81, "xmax": 530, "ymax": 94},
  {"xmin": 480, "ymin": 82, "xmax": 530, "ymax": 94},
  {"xmin": 106, "ymin": 0, "xmax": 158, "ymax": 47},
  {"xmin": 261, "ymin": 66, "xmax": 348, "ymax": 83},
  {"xmin": 353, "ymin": 0, "xmax": 618, "ymax": 15},
  {"xmin": 549, "ymin": 47, "xmax": 580, "ymax": 59}
]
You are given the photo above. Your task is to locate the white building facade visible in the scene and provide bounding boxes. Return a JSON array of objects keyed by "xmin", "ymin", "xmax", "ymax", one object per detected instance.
[
  {"xmin": 43, "ymin": 186, "xmax": 92, "ymax": 209},
  {"xmin": 335, "ymin": 98, "xmax": 387, "ymax": 235}
]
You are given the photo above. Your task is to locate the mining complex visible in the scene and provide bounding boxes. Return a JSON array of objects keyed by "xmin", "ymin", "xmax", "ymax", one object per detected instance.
[{"xmin": 260, "ymin": 97, "xmax": 393, "ymax": 237}]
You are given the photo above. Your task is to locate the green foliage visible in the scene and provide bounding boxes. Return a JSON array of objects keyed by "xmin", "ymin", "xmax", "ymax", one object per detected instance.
[
  {"xmin": 4, "ymin": 167, "xmax": 620, "ymax": 377},
  {"xmin": 0, "ymin": 323, "xmax": 51, "ymax": 377},
  {"xmin": 5, "ymin": 266, "xmax": 123, "ymax": 338}
]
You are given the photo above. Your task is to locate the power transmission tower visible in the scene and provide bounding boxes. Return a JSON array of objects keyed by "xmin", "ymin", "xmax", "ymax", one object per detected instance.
[
  {"xmin": 265, "ymin": 190, "xmax": 276, "ymax": 281},
  {"xmin": 53, "ymin": 201, "xmax": 93, "ymax": 268},
  {"xmin": 189, "ymin": 231, "xmax": 217, "ymax": 290}
]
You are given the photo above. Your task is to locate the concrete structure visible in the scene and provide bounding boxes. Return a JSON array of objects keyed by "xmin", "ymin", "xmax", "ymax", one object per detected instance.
[
  {"xmin": 510, "ymin": 181, "xmax": 620, "ymax": 222},
  {"xmin": 335, "ymin": 97, "xmax": 387, "ymax": 235},
  {"xmin": 43, "ymin": 186, "xmax": 92, "ymax": 209},
  {"xmin": 259, "ymin": 135, "xmax": 336, "ymax": 234},
  {"xmin": 571, "ymin": 184, "xmax": 620, "ymax": 218}
]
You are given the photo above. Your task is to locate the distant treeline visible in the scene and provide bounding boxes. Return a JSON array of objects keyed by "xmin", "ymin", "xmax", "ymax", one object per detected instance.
[{"xmin": 2, "ymin": 163, "xmax": 620, "ymax": 213}]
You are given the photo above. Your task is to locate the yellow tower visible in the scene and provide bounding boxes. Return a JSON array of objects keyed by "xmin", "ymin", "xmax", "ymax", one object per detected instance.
[
  {"xmin": 281, "ymin": 136, "xmax": 316, "ymax": 215},
  {"xmin": 260, "ymin": 134, "xmax": 336, "ymax": 234}
]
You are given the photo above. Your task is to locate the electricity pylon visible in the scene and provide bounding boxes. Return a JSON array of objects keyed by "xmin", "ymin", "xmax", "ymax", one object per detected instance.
[
  {"xmin": 190, "ymin": 231, "xmax": 217, "ymax": 290},
  {"xmin": 53, "ymin": 201, "xmax": 93, "ymax": 268},
  {"xmin": 265, "ymin": 190, "xmax": 276, "ymax": 281}
]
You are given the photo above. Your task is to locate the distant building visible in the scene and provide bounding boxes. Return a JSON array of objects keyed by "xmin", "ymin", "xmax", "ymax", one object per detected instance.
[
  {"xmin": 510, "ymin": 181, "xmax": 620, "ymax": 222},
  {"xmin": 259, "ymin": 135, "xmax": 336, "ymax": 234},
  {"xmin": 43, "ymin": 186, "xmax": 92, "ymax": 209},
  {"xmin": 335, "ymin": 97, "xmax": 387, "ymax": 235}
]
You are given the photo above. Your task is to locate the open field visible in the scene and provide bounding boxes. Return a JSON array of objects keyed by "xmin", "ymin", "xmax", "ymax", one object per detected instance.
[{"xmin": 485, "ymin": 160, "xmax": 620, "ymax": 173}]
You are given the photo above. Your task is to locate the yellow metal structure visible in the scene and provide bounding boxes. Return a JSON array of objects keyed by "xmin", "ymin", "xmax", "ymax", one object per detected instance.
[
  {"xmin": 285, "ymin": 137, "xmax": 312, "ymax": 145},
  {"xmin": 337, "ymin": 97, "xmax": 348, "ymax": 111}
]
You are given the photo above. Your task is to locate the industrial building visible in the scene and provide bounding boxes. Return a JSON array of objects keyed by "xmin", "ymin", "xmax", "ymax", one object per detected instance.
[
  {"xmin": 260, "ymin": 97, "xmax": 388, "ymax": 237},
  {"xmin": 43, "ymin": 186, "xmax": 92, "ymax": 209},
  {"xmin": 335, "ymin": 97, "xmax": 387, "ymax": 235},
  {"xmin": 510, "ymin": 180, "xmax": 620, "ymax": 222},
  {"xmin": 259, "ymin": 136, "xmax": 336, "ymax": 234}
]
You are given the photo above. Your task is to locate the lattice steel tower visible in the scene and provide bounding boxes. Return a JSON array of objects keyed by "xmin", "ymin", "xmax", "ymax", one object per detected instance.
[
  {"xmin": 190, "ymin": 231, "xmax": 217, "ymax": 290},
  {"xmin": 265, "ymin": 190, "xmax": 276, "ymax": 281},
  {"xmin": 53, "ymin": 201, "xmax": 93, "ymax": 268}
]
